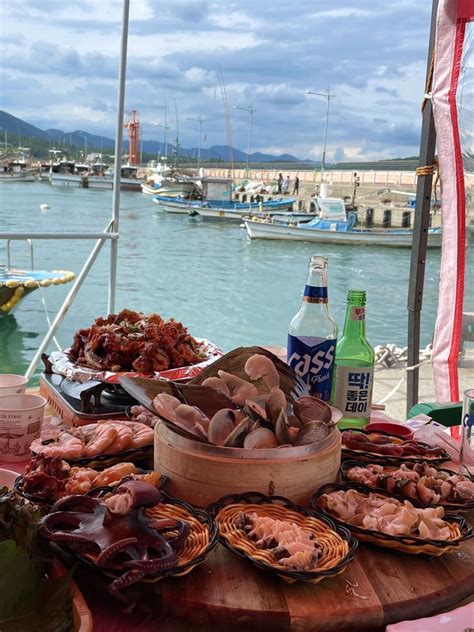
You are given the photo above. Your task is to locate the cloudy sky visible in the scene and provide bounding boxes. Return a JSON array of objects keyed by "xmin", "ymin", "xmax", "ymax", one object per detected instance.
[{"xmin": 1, "ymin": 0, "xmax": 434, "ymax": 160}]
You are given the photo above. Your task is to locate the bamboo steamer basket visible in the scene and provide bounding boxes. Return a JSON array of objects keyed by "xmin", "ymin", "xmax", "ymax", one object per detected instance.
[{"xmin": 154, "ymin": 421, "xmax": 341, "ymax": 507}]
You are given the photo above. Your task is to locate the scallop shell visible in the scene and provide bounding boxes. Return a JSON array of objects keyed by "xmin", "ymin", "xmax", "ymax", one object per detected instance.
[{"xmin": 207, "ymin": 409, "xmax": 238, "ymax": 446}]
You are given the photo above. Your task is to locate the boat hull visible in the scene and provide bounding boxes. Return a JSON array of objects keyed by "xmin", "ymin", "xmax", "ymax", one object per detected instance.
[
  {"xmin": 50, "ymin": 174, "xmax": 85, "ymax": 187},
  {"xmin": 0, "ymin": 172, "xmax": 36, "ymax": 182},
  {"xmin": 153, "ymin": 197, "xmax": 297, "ymax": 219},
  {"xmin": 244, "ymin": 219, "xmax": 442, "ymax": 248}
]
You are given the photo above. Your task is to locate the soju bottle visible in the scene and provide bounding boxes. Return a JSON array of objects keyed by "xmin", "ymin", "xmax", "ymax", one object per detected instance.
[
  {"xmin": 332, "ymin": 290, "xmax": 375, "ymax": 429},
  {"xmin": 287, "ymin": 256, "xmax": 338, "ymax": 400}
]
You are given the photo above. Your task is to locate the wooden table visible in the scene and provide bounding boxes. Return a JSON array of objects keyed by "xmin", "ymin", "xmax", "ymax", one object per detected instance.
[
  {"xmin": 11, "ymin": 392, "xmax": 474, "ymax": 631},
  {"xmin": 66, "ymin": 518, "xmax": 473, "ymax": 632}
]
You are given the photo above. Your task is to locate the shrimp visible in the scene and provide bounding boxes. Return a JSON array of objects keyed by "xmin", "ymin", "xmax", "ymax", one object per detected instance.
[
  {"xmin": 128, "ymin": 421, "xmax": 154, "ymax": 448},
  {"xmin": 82, "ymin": 423, "xmax": 117, "ymax": 457},
  {"xmin": 30, "ymin": 432, "xmax": 84, "ymax": 460},
  {"xmin": 100, "ymin": 421, "xmax": 134, "ymax": 453},
  {"xmin": 92, "ymin": 462, "xmax": 137, "ymax": 488}
]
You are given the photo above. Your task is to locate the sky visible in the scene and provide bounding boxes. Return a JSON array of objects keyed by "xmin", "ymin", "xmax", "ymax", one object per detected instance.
[{"xmin": 0, "ymin": 0, "xmax": 435, "ymax": 161}]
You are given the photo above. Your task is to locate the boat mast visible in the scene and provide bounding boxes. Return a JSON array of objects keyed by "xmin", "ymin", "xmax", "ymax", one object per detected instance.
[{"xmin": 108, "ymin": 0, "xmax": 130, "ymax": 313}]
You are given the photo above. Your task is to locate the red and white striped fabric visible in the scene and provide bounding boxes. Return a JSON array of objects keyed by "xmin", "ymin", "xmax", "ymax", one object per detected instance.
[{"xmin": 431, "ymin": 0, "xmax": 473, "ymax": 405}]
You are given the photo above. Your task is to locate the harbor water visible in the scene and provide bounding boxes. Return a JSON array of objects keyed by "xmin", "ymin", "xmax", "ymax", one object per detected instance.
[{"xmin": 0, "ymin": 182, "xmax": 442, "ymax": 378}]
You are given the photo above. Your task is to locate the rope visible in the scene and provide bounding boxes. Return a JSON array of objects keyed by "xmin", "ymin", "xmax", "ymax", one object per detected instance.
[
  {"xmin": 415, "ymin": 157, "xmax": 440, "ymax": 201},
  {"xmin": 38, "ymin": 284, "xmax": 62, "ymax": 352},
  {"xmin": 421, "ymin": 51, "xmax": 435, "ymax": 112},
  {"xmin": 374, "ymin": 358, "xmax": 430, "ymax": 406}
]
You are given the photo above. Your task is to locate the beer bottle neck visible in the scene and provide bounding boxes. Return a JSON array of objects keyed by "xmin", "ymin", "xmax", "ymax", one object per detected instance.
[{"xmin": 303, "ymin": 268, "xmax": 328, "ymax": 305}]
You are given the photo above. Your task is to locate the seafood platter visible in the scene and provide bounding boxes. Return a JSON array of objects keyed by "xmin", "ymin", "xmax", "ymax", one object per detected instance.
[
  {"xmin": 48, "ymin": 309, "xmax": 223, "ymax": 385},
  {"xmin": 312, "ymin": 483, "xmax": 472, "ymax": 556},
  {"xmin": 208, "ymin": 492, "xmax": 358, "ymax": 584},
  {"xmin": 341, "ymin": 428, "xmax": 451, "ymax": 464},
  {"xmin": 340, "ymin": 460, "xmax": 474, "ymax": 511},
  {"xmin": 2, "ymin": 340, "xmax": 473, "ymax": 621},
  {"xmin": 120, "ymin": 346, "xmax": 343, "ymax": 506}
]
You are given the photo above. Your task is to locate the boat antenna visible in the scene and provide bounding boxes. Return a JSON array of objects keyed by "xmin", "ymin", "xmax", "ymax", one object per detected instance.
[
  {"xmin": 174, "ymin": 98, "xmax": 180, "ymax": 168},
  {"xmin": 217, "ymin": 66, "xmax": 234, "ymax": 179}
]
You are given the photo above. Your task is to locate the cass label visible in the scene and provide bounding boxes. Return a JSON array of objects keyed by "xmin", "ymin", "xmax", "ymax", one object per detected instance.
[{"xmin": 287, "ymin": 335, "xmax": 336, "ymax": 401}]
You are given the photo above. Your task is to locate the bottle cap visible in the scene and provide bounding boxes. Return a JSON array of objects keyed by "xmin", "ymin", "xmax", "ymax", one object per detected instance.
[{"xmin": 309, "ymin": 255, "xmax": 327, "ymax": 271}]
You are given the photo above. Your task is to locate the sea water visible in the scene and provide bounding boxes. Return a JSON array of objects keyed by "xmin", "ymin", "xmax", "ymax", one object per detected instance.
[{"xmin": 0, "ymin": 181, "xmax": 441, "ymax": 378}]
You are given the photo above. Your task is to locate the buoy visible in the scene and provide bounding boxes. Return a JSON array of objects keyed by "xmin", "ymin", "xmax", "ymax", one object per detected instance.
[{"xmin": 40, "ymin": 203, "xmax": 50, "ymax": 211}]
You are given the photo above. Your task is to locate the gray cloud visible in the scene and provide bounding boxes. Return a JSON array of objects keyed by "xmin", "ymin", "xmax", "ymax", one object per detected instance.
[{"xmin": 0, "ymin": 0, "xmax": 434, "ymax": 159}]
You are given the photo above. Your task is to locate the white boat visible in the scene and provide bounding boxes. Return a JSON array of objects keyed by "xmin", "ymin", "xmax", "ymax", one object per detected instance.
[
  {"xmin": 153, "ymin": 177, "xmax": 296, "ymax": 219},
  {"xmin": 243, "ymin": 197, "xmax": 442, "ymax": 248},
  {"xmin": 0, "ymin": 162, "xmax": 36, "ymax": 182},
  {"xmin": 142, "ymin": 180, "xmax": 198, "ymax": 197}
]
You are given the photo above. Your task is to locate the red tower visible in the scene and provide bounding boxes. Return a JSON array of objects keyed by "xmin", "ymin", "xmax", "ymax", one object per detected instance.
[{"xmin": 124, "ymin": 110, "xmax": 140, "ymax": 165}]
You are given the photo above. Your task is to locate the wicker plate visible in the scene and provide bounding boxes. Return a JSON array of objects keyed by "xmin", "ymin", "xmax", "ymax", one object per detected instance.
[
  {"xmin": 208, "ymin": 491, "xmax": 357, "ymax": 584},
  {"xmin": 340, "ymin": 460, "xmax": 474, "ymax": 512},
  {"xmin": 341, "ymin": 429, "xmax": 450, "ymax": 465},
  {"xmin": 31, "ymin": 443, "xmax": 153, "ymax": 470},
  {"xmin": 45, "ymin": 494, "xmax": 219, "ymax": 584},
  {"xmin": 312, "ymin": 482, "xmax": 472, "ymax": 556},
  {"xmin": 14, "ymin": 472, "xmax": 168, "ymax": 506}
]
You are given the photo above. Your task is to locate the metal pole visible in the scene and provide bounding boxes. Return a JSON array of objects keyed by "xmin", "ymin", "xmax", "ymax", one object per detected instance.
[
  {"xmin": 321, "ymin": 88, "xmax": 331, "ymax": 183},
  {"xmin": 164, "ymin": 100, "xmax": 168, "ymax": 160},
  {"xmin": 108, "ymin": 0, "xmax": 130, "ymax": 314},
  {"xmin": 247, "ymin": 105, "xmax": 254, "ymax": 178},
  {"xmin": 406, "ymin": 0, "xmax": 438, "ymax": 416},
  {"xmin": 25, "ymin": 225, "xmax": 112, "ymax": 380},
  {"xmin": 198, "ymin": 118, "xmax": 202, "ymax": 173}
]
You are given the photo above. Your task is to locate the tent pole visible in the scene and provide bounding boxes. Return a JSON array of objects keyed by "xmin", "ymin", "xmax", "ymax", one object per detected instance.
[
  {"xmin": 406, "ymin": 0, "xmax": 439, "ymax": 416},
  {"xmin": 108, "ymin": 0, "xmax": 130, "ymax": 313}
]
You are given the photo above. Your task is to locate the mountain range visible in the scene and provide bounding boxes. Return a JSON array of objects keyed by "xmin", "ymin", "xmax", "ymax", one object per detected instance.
[{"xmin": 0, "ymin": 110, "xmax": 305, "ymax": 164}]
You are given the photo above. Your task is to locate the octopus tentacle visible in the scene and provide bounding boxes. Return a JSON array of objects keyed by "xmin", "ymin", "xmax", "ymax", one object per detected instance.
[
  {"xmin": 109, "ymin": 568, "xmax": 146, "ymax": 611},
  {"xmin": 96, "ymin": 537, "xmax": 138, "ymax": 567}
]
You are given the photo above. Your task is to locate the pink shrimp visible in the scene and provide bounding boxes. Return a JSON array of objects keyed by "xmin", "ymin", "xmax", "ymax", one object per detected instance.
[
  {"xmin": 82, "ymin": 423, "xmax": 118, "ymax": 457},
  {"xmin": 128, "ymin": 421, "xmax": 154, "ymax": 448},
  {"xmin": 101, "ymin": 421, "xmax": 134, "ymax": 453},
  {"xmin": 30, "ymin": 432, "xmax": 84, "ymax": 460}
]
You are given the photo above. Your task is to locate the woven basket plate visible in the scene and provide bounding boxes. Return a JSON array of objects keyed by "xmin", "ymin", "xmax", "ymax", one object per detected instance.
[
  {"xmin": 340, "ymin": 460, "xmax": 474, "ymax": 512},
  {"xmin": 210, "ymin": 493, "xmax": 357, "ymax": 584},
  {"xmin": 50, "ymin": 496, "xmax": 218, "ymax": 583},
  {"xmin": 312, "ymin": 483, "xmax": 472, "ymax": 556},
  {"xmin": 341, "ymin": 429, "xmax": 450, "ymax": 465}
]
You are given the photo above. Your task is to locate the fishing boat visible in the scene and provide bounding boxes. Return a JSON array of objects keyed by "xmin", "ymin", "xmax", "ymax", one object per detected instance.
[
  {"xmin": 142, "ymin": 178, "xmax": 199, "ymax": 197},
  {"xmin": 243, "ymin": 197, "xmax": 442, "ymax": 248},
  {"xmin": 87, "ymin": 165, "xmax": 143, "ymax": 191},
  {"xmin": 0, "ymin": 161, "xmax": 37, "ymax": 182},
  {"xmin": 153, "ymin": 177, "xmax": 296, "ymax": 219}
]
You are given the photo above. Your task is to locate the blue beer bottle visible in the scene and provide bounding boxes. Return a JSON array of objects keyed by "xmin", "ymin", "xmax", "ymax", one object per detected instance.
[{"xmin": 287, "ymin": 256, "xmax": 338, "ymax": 400}]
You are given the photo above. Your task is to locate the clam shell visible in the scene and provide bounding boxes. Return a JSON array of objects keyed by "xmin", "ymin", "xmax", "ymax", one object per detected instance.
[
  {"xmin": 243, "ymin": 427, "xmax": 278, "ymax": 449},
  {"xmin": 275, "ymin": 409, "xmax": 290, "ymax": 445},
  {"xmin": 223, "ymin": 416, "xmax": 251, "ymax": 447},
  {"xmin": 207, "ymin": 408, "xmax": 237, "ymax": 446},
  {"xmin": 294, "ymin": 396, "xmax": 332, "ymax": 424},
  {"xmin": 244, "ymin": 398, "xmax": 268, "ymax": 423}
]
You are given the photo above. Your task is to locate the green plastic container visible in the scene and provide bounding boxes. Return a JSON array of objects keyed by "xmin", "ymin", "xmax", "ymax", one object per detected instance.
[{"xmin": 407, "ymin": 402, "xmax": 462, "ymax": 428}]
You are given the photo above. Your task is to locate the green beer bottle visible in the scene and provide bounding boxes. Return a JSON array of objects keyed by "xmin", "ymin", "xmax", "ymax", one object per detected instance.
[{"xmin": 331, "ymin": 290, "xmax": 375, "ymax": 429}]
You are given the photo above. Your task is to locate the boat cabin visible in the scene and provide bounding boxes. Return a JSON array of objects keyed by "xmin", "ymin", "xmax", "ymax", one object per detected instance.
[{"xmin": 201, "ymin": 178, "xmax": 232, "ymax": 202}]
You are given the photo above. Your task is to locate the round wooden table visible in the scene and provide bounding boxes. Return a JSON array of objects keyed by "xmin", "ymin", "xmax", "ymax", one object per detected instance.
[
  {"xmin": 75, "ymin": 531, "xmax": 474, "ymax": 632},
  {"xmin": 13, "ymin": 391, "xmax": 474, "ymax": 631}
]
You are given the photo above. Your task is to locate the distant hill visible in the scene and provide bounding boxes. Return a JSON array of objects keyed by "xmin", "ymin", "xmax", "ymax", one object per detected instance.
[{"xmin": 0, "ymin": 110, "xmax": 302, "ymax": 164}]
